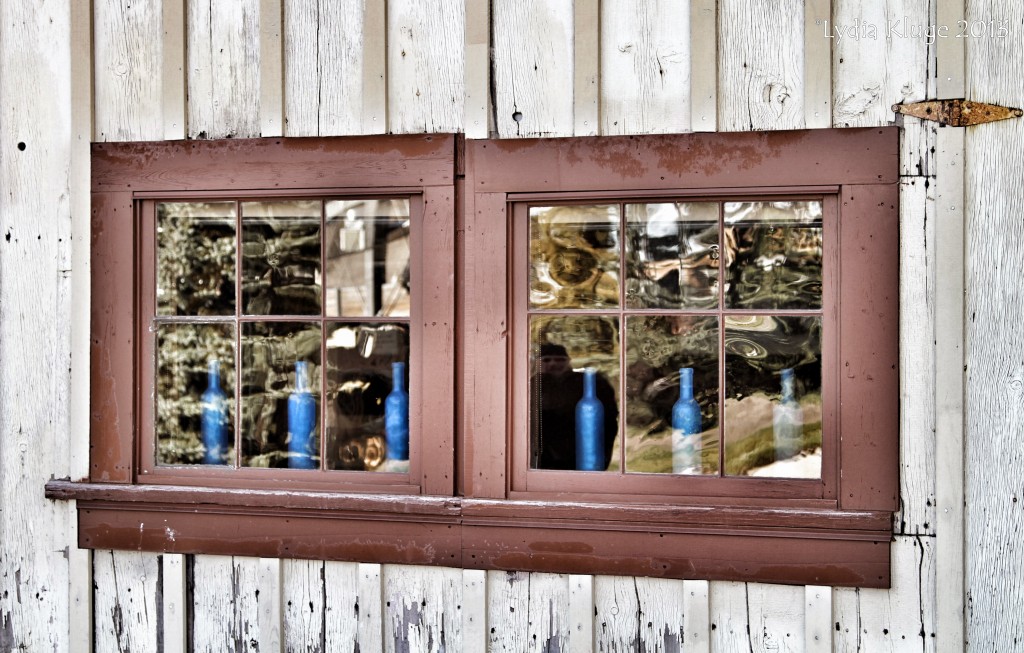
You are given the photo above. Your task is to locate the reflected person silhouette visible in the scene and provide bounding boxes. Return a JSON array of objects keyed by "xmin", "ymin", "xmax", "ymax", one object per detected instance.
[{"xmin": 530, "ymin": 344, "xmax": 619, "ymax": 470}]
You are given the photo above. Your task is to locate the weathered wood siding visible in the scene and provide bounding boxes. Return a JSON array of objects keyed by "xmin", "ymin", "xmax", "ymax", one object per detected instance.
[
  {"xmin": 4, "ymin": 0, "xmax": 1009, "ymax": 649},
  {"xmin": 965, "ymin": 0, "xmax": 1024, "ymax": 648}
]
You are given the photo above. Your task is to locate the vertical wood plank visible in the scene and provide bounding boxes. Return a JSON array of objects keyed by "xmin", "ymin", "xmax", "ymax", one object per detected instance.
[
  {"xmin": 831, "ymin": 586, "xmax": 861, "ymax": 652},
  {"xmin": 718, "ymin": 0, "xmax": 804, "ymax": 131},
  {"xmin": 258, "ymin": 558, "xmax": 284, "ymax": 653},
  {"xmin": 964, "ymin": 3, "xmax": 1024, "ymax": 649},
  {"xmin": 323, "ymin": 561, "xmax": 357, "ymax": 651},
  {"xmin": 192, "ymin": 555, "xmax": 260, "ymax": 652},
  {"xmin": 462, "ymin": 569, "xmax": 488, "ymax": 651},
  {"xmin": 383, "ymin": 565, "xmax": 462, "ymax": 653},
  {"xmin": 637, "ymin": 577, "xmax": 685, "ymax": 652},
  {"xmin": 93, "ymin": 0, "xmax": 163, "ymax": 141},
  {"xmin": 832, "ymin": 0, "xmax": 929, "ymax": 128},
  {"xmin": 689, "ymin": 0, "xmax": 717, "ymax": 132},
  {"xmin": 464, "ymin": 0, "xmax": 492, "ymax": 139},
  {"xmin": 803, "ymin": 0, "xmax": 831, "ymax": 128},
  {"xmin": 573, "ymin": 0, "xmax": 599, "ymax": 136},
  {"xmin": 935, "ymin": 122, "xmax": 966, "ymax": 653},
  {"xmin": 744, "ymin": 584, "xmax": 805, "ymax": 653},
  {"xmin": 0, "ymin": 2, "xmax": 73, "ymax": 649},
  {"xmin": 594, "ymin": 576, "xmax": 641, "ymax": 650},
  {"xmin": 283, "ymin": 559, "xmax": 326, "ymax": 652},
  {"xmin": 848, "ymin": 536, "xmax": 936, "ymax": 651},
  {"xmin": 682, "ymin": 580, "xmax": 710, "ymax": 653},
  {"xmin": 162, "ymin": 555, "xmax": 188, "ymax": 653},
  {"xmin": 187, "ymin": 0, "xmax": 261, "ymax": 138},
  {"xmin": 804, "ymin": 585, "xmax": 832, "ymax": 653},
  {"xmin": 362, "ymin": 0, "xmax": 387, "ymax": 134},
  {"xmin": 484, "ymin": 571, "xmax": 570, "ymax": 652},
  {"xmin": 162, "ymin": 0, "xmax": 186, "ymax": 139},
  {"xmin": 92, "ymin": 551, "xmax": 159, "ymax": 653},
  {"xmin": 567, "ymin": 574, "xmax": 594, "ymax": 653},
  {"xmin": 357, "ymin": 563, "xmax": 384, "ymax": 650},
  {"xmin": 259, "ymin": 0, "xmax": 284, "ymax": 137},
  {"xmin": 708, "ymin": 582, "xmax": 750, "ymax": 652},
  {"xmin": 284, "ymin": 0, "xmax": 366, "ymax": 137},
  {"xmin": 896, "ymin": 177, "xmax": 937, "ymax": 535},
  {"xmin": 70, "ymin": 0, "xmax": 95, "ymax": 648},
  {"xmin": 492, "ymin": 0, "xmax": 574, "ymax": 137},
  {"xmin": 601, "ymin": 0, "xmax": 690, "ymax": 136},
  {"xmin": 387, "ymin": 0, "xmax": 464, "ymax": 133}
]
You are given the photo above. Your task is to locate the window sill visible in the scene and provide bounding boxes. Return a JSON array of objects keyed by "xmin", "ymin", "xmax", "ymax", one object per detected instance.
[{"xmin": 46, "ymin": 479, "xmax": 892, "ymax": 587}]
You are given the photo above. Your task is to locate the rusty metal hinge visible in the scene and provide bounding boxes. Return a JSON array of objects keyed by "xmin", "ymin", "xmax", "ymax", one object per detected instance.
[{"xmin": 892, "ymin": 98, "xmax": 1023, "ymax": 127}]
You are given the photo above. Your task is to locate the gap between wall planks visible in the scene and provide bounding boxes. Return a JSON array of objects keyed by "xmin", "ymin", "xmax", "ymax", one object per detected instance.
[
  {"xmin": 463, "ymin": 0, "xmax": 490, "ymax": 139},
  {"xmin": 689, "ymin": 0, "xmax": 717, "ymax": 132},
  {"xmin": 259, "ymin": 0, "xmax": 284, "ymax": 137},
  {"xmin": 162, "ymin": 0, "xmax": 186, "ymax": 139},
  {"xmin": 573, "ymin": 0, "xmax": 599, "ymax": 135},
  {"xmin": 803, "ymin": 0, "xmax": 831, "ymax": 128},
  {"xmin": 934, "ymin": 0, "xmax": 966, "ymax": 650},
  {"xmin": 69, "ymin": 0, "xmax": 94, "ymax": 650},
  {"xmin": 362, "ymin": 0, "xmax": 388, "ymax": 134}
]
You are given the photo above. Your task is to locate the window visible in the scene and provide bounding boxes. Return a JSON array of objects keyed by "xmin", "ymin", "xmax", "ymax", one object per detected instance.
[
  {"xmin": 50, "ymin": 129, "xmax": 898, "ymax": 587},
  {"xmin": 84, "ymin": 134, "xmax": 456, "ymax": 499},
  {"xmin": 460, "ymin": 128, "xmax": 899, "ymax": 586}
]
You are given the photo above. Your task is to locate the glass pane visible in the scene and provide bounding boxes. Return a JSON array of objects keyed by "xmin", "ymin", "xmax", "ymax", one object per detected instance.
[
  {"xmin": 241, "ymin": 200, "xmax": 322, "ymax": 315},
  {"xmin": 324, "ymin": 323, "xmax": 410, "ymax": 471},
  {"xmin": 529, "ymin": 315, "xmax": 620, "ymax": 471},
  {"xmin": 724, "ymin": 201, "xmax": 823, "ymax": 309},
  {"xmin": 625, "ymin": 202, "xmax": 719, "ymax": 309},
  {"xmin": 156, "ymin": 323, "xmax": 236, "ymax": 465},
  {"xmin": 624, "ymin": 315, "xmax": 719, "ymax": 475},
  {"xmin": 240, "ymin": 322, "xmax": 322, "ymax": 468},
  {"xmin": 324, "ymin": 199, "xmax": 411, "ymax": 317},
  {"xmin": 529, "ymin": 205, "xmax": 620, "ymax": 309},
  {"xmin": 724, "ymin": 315, "xmax": 822, "ymax": 478},
  {"xmin": 157, "ymin": 202, "xmax": 236, "ymax": 316}
]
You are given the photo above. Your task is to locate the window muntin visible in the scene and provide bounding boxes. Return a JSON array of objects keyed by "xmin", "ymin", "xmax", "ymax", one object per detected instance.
[
  {"xmin": 523, "ymin": 198, "xmax": 828, "ymax": 487},
  {"xmin": 149, "ymin": 197, "xmax": 414, "ymax": 474}
]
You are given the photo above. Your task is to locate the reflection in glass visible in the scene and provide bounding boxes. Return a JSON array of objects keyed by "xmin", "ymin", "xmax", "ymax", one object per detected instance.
[
  {"xmin": 723, "ymin": 315, "xmax": 821, "ymax": 478},
  {"xmin": 241, "ymin": 322, "xmax": 322, "ymax": 467},
  {"xmin": 625, "ymin": 202, "xmax": 719, "ymax": 309},
  {"xmin": 529, "ymin": 315, "xmax": 620, "ymax": 471},
  {"xmin": 724, "ymin": 201, "xmax": 823, "ymax": 309},
  {"xmin": 529, "ymin": 205, "xmax": 620, "ymax": 309},
  {"xmin": 325, "ymin": 199, "xmax": 411, "ymax": 317},
  {"xmin": 242, "ymin": 200, "xmax": 322, "ymax": 315},
  {"xmin": 157, "ymin": 202, "xmax": 236, "ymax": 316},
  {"xmin": 324, "ymin": 323, "xmax": 410, "ymax": 471},
  {"xmin": 624, "ymin": 315, "xmax": 719, "ymax": 474},
  {"xmin": 156, "ymin": 323, "xmax": 235, "ymax": 465}
]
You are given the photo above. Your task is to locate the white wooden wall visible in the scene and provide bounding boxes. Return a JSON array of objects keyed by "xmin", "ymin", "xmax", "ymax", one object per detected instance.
[{"xmin": 7, "ymin": 0, "xmax": 1021, "ymax": 649}]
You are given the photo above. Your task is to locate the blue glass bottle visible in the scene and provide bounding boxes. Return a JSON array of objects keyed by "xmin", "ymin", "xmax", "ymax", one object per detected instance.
[
  {"xmin": 201, "ymin": 359, "xmax": 229, "ymax": 465},
  {"xmin": 772, "ymin": 368, "xmax": 804, "ymax": 461},
  {"xmin": 671, "ymin": 367, "xmax": 702, "ymax": 474},
  {"xmin": 575, "ymin": 367, "xmax": 605, "ymax": 471},
  {"xmin": 288, "ymin": 360, "xmax": 317, "ymax": 469},
  {"xmin": 385, "ymin": 361, "xmax": 410, "ymax": 461}
]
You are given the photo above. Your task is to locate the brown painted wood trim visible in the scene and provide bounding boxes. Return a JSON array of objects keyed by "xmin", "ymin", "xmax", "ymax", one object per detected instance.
[
  {"xmin": 468, "ymin": 128, "xmax": 898, "ymax": 192},
  {"xmin": 839, "ymin": 182, "xmax": 901, "ymax": 511},
  {"xmin": 91, "ymin": 191, "xmax": 137, "ymax": 483},
  {"xmin": 92, "ymin": 134, "xmax": 456, "ymax": 192},
  {"xmin": 461, "ymin": 192, "xmax": 510, "ymax": 499},
  {"xmin": 419, "ymin": 185, "xmax": 457, "ymax": 495},
  {"xmin": 48, "ymin": 479, "xmax": 891, "ymax": 586}
]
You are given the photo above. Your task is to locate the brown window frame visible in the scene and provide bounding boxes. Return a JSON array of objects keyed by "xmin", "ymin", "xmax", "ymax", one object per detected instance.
[
  {"xmin": 48, "ymin": 128, "xmax": 899, "ymax": 588},
  {"xmin": 458, "ymin": 128, "xmax": 899, "ymax": 586}
]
